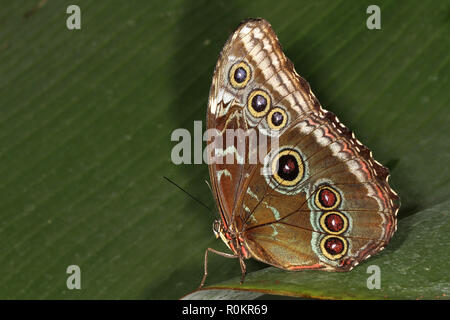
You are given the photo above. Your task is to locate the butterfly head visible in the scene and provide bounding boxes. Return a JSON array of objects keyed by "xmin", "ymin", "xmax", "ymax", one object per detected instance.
[
  {"xmin": 212, "ymin": 219, "xmax": 251, "ymax": 259},
  {"xmin": 212, "ymin": 219, "xmax": 223, "ymax": 239},
  {"xmin": 212, "ymin": 219, "xmax": 230, "ymax": 249}
]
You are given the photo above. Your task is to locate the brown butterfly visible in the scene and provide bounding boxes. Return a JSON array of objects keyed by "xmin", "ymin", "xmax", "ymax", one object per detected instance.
[{"xmin": 200, "ymin": 18, "xmax": 399, "ymax": 288}]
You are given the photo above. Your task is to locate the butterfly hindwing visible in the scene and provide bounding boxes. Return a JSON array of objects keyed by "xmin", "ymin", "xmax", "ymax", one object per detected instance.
[{"xmin": 240, "ymin": 111, "xmax": 398, "ymax": 270}]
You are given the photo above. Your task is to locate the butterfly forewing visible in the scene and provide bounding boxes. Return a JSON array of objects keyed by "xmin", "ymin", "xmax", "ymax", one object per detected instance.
[{"xmin": 207, "ymin": 19, "xmax": 319, "ymax": 228}]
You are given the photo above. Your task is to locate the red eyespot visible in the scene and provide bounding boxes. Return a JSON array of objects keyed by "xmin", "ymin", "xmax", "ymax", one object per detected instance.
[
  {"xmin": 315, "ymin": 186, "xmax": 341, "ymax": 210},
  {"xmin": 324, "ymin": 237, "xmax": 345, "ymax": 255},
  {"xmin": 324, "ymin": 213, "xmax": 344, "ymax": 232},
  {"xmin": 319, "ymin": 188, "xmax": 336, "ymax": 207}
]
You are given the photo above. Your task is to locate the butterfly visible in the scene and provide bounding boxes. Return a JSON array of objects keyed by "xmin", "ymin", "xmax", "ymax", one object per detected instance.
[{"xmin": 200, "ymin": 18, "xmax": 399, "ymax": 288}]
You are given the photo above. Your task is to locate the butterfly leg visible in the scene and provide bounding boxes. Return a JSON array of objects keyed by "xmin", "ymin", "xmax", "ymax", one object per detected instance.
[
  {"xmin": 239, "ymin": 256, "xmax": 247, "ymax": 284},
  {"xmin": 199, "ymin": 248, "xmax": 237, "ymax": 289}
]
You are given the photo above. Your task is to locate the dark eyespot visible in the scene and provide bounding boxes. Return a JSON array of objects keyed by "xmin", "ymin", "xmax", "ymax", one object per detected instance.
[
  {"xmin": 247, "ymin": 90, "xmax": 271, "ymax": 117},
  {"xmin": 234, "ymin": 67, "xmax": 247, "ymax": 83},
  {"xmin": 229, "ymin": 62, "xmax": 251, "ymax": 88},
  {"xmin": 267, "ymin": 107, "xmax": 287, "ymax": 130},
  {"xmin": 251, "ymin": 94, "xmax": 267, "ymax": 112},
  {"xmin": 271, "ymin": 148, "xmax": 305, "ymax": 186},
  {"xmin": 271, "ymin": 111, "xmax": 283, "ymax": 126},
  {"xmin": 277, "ymin": 154, "xmax": 299, "ymax": 181}
]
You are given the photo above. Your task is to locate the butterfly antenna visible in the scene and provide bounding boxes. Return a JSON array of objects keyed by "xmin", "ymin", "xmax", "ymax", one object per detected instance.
[
  {"xmin": 204, "ymin": 179, "xmax": 212, "ymax": 192},
  {"xmin": 163, "ymin": 176, "xmax": 211, "ymax": 212}
]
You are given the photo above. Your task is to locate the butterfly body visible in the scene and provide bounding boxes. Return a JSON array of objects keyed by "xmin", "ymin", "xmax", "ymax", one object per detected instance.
[{"xmin": 200, "ymin": 18, "xmax": 399, "ymax": 287}]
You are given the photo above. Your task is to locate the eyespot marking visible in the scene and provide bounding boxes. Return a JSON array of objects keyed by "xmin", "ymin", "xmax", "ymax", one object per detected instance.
[
  {"xmin": 271, "ymin": 148, "xmax": 305, "ymax": 186},
  {"xmin": 319, "ymin": 211, "xmax": 348, "ymax": 235},
  {"xmin": 314, "ymin": 185, "xmax": 341, "ymax": 210},
  {"xmin": 320, "ymin": 235, "xmax": 347, "ymax": 260},
  {"xmin": 247, "ymin": 89, "xmax": 271, "ymax": 117},
  {"xmin": 267, "ymin": 107, "xmax": 287, "ymax": 130},
  {"xmin": 229, "ymin": 61, "xmax": 251, "ymax": 88}
]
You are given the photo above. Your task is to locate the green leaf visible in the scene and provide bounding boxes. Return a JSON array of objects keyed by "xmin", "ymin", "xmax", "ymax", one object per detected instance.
[
  {"xmin": 0, "ymin": 0, "xmax": 448, "ymax": 300},
  {"xmin": 184, "ymin": 200, "xmax": 450, "ymax": 299}
]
